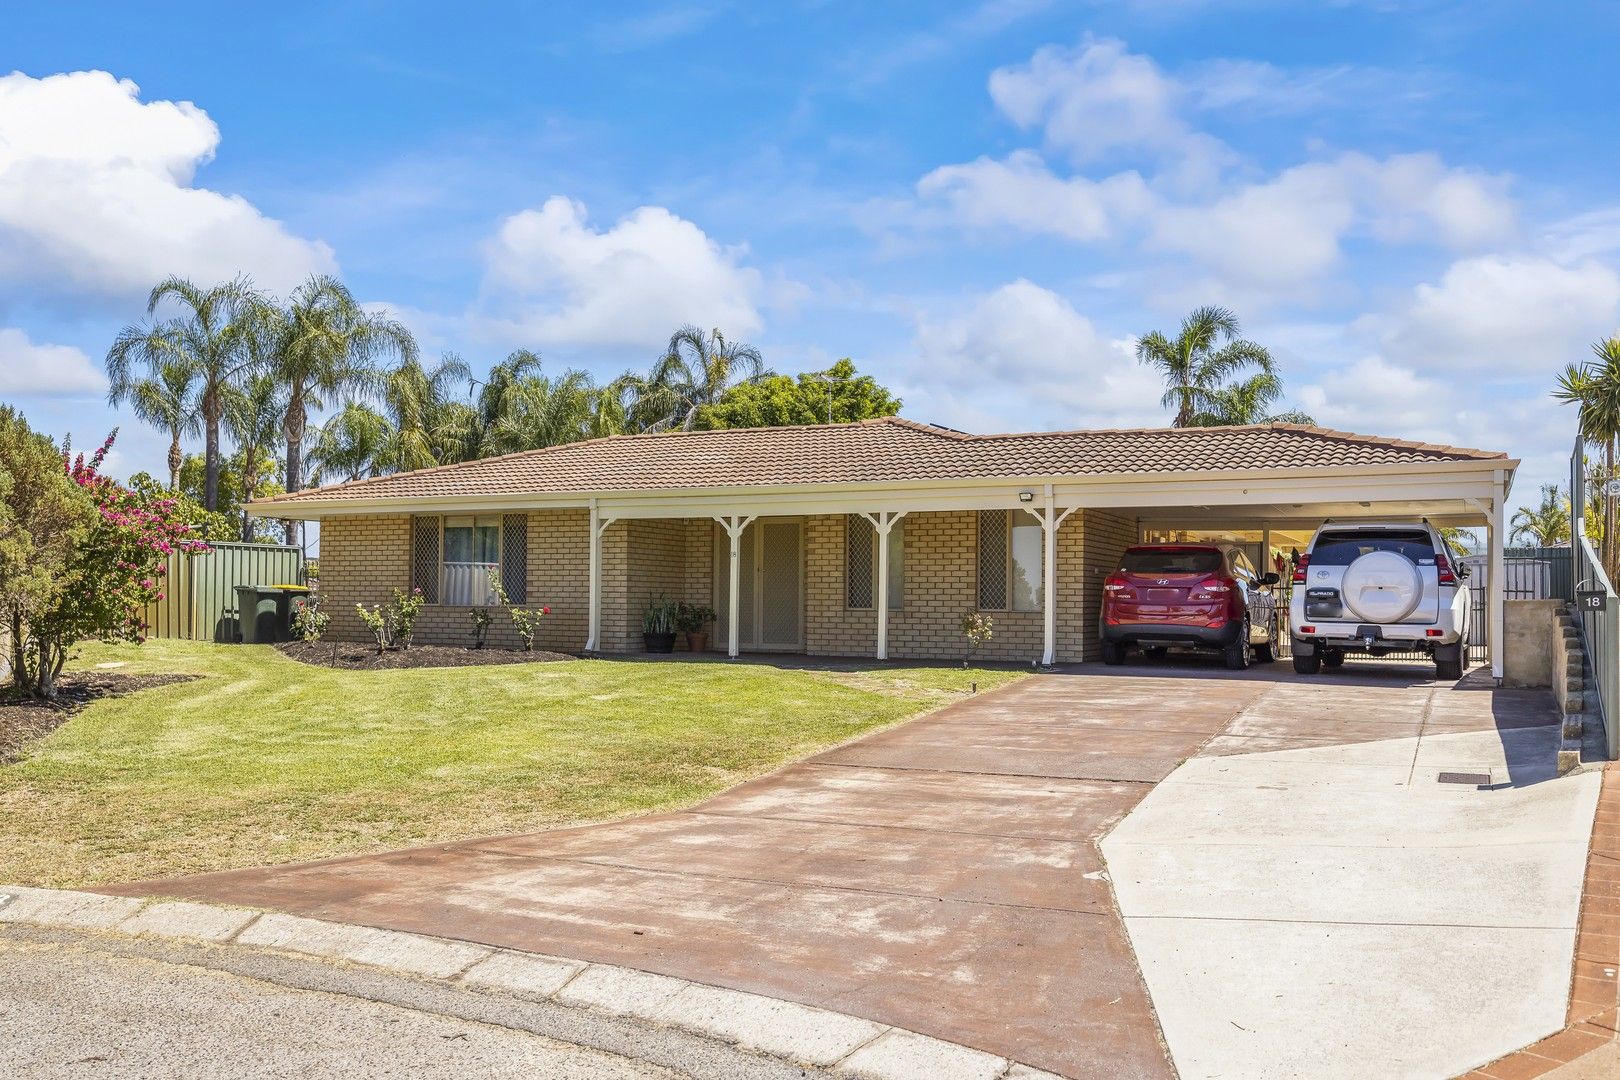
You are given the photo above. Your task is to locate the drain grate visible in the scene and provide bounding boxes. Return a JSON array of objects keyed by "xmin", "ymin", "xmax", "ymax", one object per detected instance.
[{"xmin": 1437, "ymin": 771, "xmax": 1491, "ymax": 786}]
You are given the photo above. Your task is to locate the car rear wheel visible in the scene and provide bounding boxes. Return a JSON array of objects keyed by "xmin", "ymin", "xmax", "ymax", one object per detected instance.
[
  {"xmin": 1293, "ymin": 646, "xmax": 1321, "ymax": 674},
  {"xmin": 1224, "ymin": 618, "xmax": 1252, "ymax": 670},
  {"xmin": 1435, "ymin": 643, "xmax": 1464, "ymax": 681},
  {"xmin": 1101, "ymin": 640, "xmax": 1126, "ymax": 666}
]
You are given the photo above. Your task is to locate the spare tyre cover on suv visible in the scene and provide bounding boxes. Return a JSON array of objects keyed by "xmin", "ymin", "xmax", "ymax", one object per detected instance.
[{"xmin": 1340, "ymin": 549, "xmax": 1423, "ymax": 622}]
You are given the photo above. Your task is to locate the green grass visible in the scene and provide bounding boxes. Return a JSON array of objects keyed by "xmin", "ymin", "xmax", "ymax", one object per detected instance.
[{"xmin": 0, "ymin": 640, "xmax": 1024, "ymax": 888}]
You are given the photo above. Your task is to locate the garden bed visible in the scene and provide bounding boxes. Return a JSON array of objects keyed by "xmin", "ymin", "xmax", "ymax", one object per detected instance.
[
  {"xmin": 274, "ymin": 640, "xmax": 576, "ymax": 670},
  {"xmin": 1, "ymin": 671, "xmax": 197, "ymax": 762}
]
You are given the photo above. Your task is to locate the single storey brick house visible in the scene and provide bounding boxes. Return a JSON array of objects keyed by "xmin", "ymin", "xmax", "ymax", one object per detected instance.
[{"xmin": 252, "ymin": 417, "xmax": 1515, "ymax": 671}]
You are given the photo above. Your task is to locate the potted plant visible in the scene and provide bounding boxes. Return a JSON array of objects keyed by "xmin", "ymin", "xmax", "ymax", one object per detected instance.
[
  {"xmin": 676, "ymin": 602, "xmax": 716, "ymax": 654},
  {"xmin": 642, "ymin": 594, "xmax": 679, "ymax": 653}
]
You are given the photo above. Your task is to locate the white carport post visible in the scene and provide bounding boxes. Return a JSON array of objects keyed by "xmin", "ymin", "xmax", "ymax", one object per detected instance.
[
  {"xmin": 1489, "ymin": 470, "xmax": 1507, "ymax": 683},
  {"xmin": 1034, "ymin": 484, "xmax": 1080, "ymax": 667},
  {"xmin": 715, "ymin": 514, "xmax": 757, "ymax": 659},
  {"xmin": 861, "ymin": 511, "xmax": 907, "ymax": 660},
  {"xmin": 585, "ymin": 499, "xmax": 616, "ymax": 653}
]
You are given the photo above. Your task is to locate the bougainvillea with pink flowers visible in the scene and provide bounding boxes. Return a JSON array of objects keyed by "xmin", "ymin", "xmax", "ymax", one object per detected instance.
[{"xmin": 3, "ymin": 419, "xmax": 209, "ymax": 700}]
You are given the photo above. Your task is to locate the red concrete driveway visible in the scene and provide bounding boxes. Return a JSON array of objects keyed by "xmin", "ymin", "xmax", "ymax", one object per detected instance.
[{"xmin": 112, "ymin": 670, "xmax": 1277, "ymax": 1078}]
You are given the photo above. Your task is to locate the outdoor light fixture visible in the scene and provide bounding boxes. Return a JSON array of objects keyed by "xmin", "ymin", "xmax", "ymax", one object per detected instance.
[{"xmin": 1018, "ymin": 491, "xmax": 1035, "ymax": 502}]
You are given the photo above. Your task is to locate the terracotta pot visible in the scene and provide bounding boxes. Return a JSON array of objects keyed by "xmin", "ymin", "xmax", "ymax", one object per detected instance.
[{"xmin": 686, "ymin": 630, "xmax": 709, "ymax": 654}]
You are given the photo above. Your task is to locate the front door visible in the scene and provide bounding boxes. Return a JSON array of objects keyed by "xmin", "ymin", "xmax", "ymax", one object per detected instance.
[{"xmin": 714, "ymin": 519, "xmax": 803, "ymax": 651}]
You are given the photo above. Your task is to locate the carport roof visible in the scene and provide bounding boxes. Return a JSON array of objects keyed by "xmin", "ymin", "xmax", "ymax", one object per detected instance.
[{"xmin": 255, "ymin": 417, "xmax": 1509, "ymax": 508}]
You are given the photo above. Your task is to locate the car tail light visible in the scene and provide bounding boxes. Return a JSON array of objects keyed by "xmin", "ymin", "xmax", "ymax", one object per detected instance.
[
  {"xmin": 1299, "ymin": 625, "xmax": 1316, "ymax": 635},
  {"xmin": 1103, "ymin": 575, "xmax": 1135, "ymax": 600},
  {"xmin": 1292, "ymin": 554, "xmax": 1309, "ymax": 585},
  {"xmin": 1435, "ymin": 553, "xmax": 1457, "ymax": 586},
  {"xmin": 1425, "ymin": 628, "xmax": 1444, "ymax": 637},
  {"xmin": 1190, "ymin": 577, "xmax": 1233, "ymax": 600}
]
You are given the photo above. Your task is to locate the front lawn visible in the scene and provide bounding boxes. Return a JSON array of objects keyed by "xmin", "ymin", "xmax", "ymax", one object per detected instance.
[{"xmin": 0, "ymin": 640, "xmax": 1023, "ymax": 888}]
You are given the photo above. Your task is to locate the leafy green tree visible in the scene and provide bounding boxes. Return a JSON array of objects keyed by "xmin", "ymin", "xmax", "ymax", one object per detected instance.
[
  {"xmin": 382, "ymin": 353, "xmax": 475, "ymax": 471},
  {"xmin": 616, "ymin": 325, "xmax": 769, "ymax": 432},
  {"xmin": 693, "ymin": 359, "xmax": 901, "ymax": 429},
  {"xmin": 260, "ymin": 276, "xmax": 417, "ymax": 544},
  {"xmin": 1510, "ymin": 484, "xmax": 1571, "ymax": 547},
  {"xmin": 473, "ymin": 349, "xmax": 546, "ymax": 454},
  {"xmin": 128, "ymin": 470, "xmax": 239, "ymax": 542},
  {"xmin": 106, "ymin": 276, "xmax": 261, "ymax": 511},
  {"xmin": 1135, "ymin": 306, "xmax": 1277, "ymax": 428}
]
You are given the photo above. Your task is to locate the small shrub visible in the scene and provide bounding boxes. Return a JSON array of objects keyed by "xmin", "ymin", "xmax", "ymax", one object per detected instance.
[
  {"xmin": 486, "ymin": 566, "xmax": 551, "ymax": 651},
  {"xmin": 291, "ymin": 592, "xmax": 330, "ymax": 642},
  {"xmin": 355, "ymin": 603, "xmax": 394, "ymax": 652},
  {"xmin": 642, "ymin": 594, "xmax": 679, "ymax": 636},
  {"xmin": 960, "ymin": 611, "xmax": 994, "ymax": 666},
  {"xmin": 469, "ymin": 606, "xmax": 492, "ymax": 648},
  {"xmin": 674, "ymin": 602, "xmax": 715, "ymax": 633},
  {"xmin": 391, "ymin": 587, "xmax": 425, "ymax": 649}
]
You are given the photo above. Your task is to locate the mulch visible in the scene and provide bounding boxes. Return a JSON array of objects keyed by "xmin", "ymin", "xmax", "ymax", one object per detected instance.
[
  {"xmin": 1, "ymin": 671, "xmax": 198, "ymax": 763},
  {"xmin": 274, "ymin": 640, "xmax": 577, "ymax": 670}
]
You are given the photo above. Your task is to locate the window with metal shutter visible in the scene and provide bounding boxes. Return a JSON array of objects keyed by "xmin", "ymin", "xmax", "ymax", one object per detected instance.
[
  {"xmin": 501, "ymin": 514, "xmax": 527, "ymax": 604},
  {"xmin": 411, "ymin": 517, "xmax": 440, "ymax": 604},
  {"xmin": 977, "ymin": 510, "xmax": 1008, "ymax": 610}
]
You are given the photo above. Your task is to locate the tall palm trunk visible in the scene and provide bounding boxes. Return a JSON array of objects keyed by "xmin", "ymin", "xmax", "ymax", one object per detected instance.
[
  {"xmin": 283, "ymin": 392, "xmax": 307, "ymax": 548},
  {"xmin": 240, "ymin": 446, "xmax": 260, "ymax": 543},
  {"xmin": 167, "ymin": 431, "xmax": 183, "ymax": 491},
  {"xmin": 201, "ymin": 389, "xmax": 224, "ymax": 511}
]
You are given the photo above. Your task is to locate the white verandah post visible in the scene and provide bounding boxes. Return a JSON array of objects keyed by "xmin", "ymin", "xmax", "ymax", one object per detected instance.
[
  {"xmin": 714, "ymin": 515, "xmax": 757, "ymax": 659},
  {"xmin": 1489, "ymin": 471, "xmax": 1507, "ymax": 682},
  {"xmin": 861, "ymin": 511, "xmax": 907, "ymax": 660},
  {"xmin": 1036, "ymin": 485, "xmax": 1080, "ymax": 667},
  {"xmin": 585, "ymin": 499, "xmax": 616, "ymax": 653}
]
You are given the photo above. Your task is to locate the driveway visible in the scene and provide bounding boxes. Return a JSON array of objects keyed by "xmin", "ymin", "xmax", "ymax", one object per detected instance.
[{"xmin": 110, "ymin": 662, "xmax": 1601, "ymax": 1079}]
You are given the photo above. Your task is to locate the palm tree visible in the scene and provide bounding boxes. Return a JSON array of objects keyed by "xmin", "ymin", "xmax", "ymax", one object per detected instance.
[
  {"xmin": 1554, "ymin": 336, "xmax": 1620, "ymax": 576},
  {"xmin": 381, "ymin": 353, "xmax": 474, "ymax": 472},
  {"xmin": 1188, "ymin": 370, "xmax": 1314, "ymax": 427},
  {"xmin": 223, "ymin": 371, "xmax": 285, "ymax": 541},
  {"xmin": 264, "ymin": 276, "xmax": 417, "ymax": 544},
  {"xmin": 617, "ymin": 325, "xmax": 769, "ymax": 432},
  {"xmin": 472, "ymin": 350, "xmax": 545, "ymax": 448},
  {"xmin": 309, "ymin": 403, "xmax": 395, "ymax": 484},
  {"xmin": 125, "ymin": 359, "xmax": 201, "ymax": 490},
  {"xmin": 107, "ymin": 276, "xmax": 260, "ymax": 511},
  {"xmin": 483, "ymin": 370, "xmax": 618, "ymax": 454},
  {"xmin": 1510, "ymin": 484, "xmax": 1571, "ymax": 547},
  {"xmin": 1135, "ymin": 306, "xmax": 1276, "ymax": 427}
]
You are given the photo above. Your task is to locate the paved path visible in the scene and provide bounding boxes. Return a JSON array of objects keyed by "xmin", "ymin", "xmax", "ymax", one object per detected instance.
[
  {"xmin": 1, "ymin": 932, "xmax": 676, "ymax": 1079},
  {"xmin": 1103, "ymin": 669, "xmax": 1602, "ymax": 1079},
  {"xmin": 109, "ymin": 662, "xmax": 1601, "ymax": 1079},
  {"xmin": 112, "ymin": 672, "xmax": 1272, "ymax": 1079}
]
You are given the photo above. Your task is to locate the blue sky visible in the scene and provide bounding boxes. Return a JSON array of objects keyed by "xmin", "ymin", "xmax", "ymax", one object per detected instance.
[{"xmin": 4, "ymin": 1, "xmax": 1619, "ymax": 505}]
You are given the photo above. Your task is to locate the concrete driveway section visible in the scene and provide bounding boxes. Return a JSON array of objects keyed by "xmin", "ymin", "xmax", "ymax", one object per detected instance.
[
  {"xmin": 1101, "ymin": 669, "xmax": 1603, "ymax": 1080},
  {"xmin": 111, "ymin": 674, "xmax": 1269, "ymax": 1080}
]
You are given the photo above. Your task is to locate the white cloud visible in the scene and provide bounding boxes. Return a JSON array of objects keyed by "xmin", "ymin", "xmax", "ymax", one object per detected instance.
[
  {"xmin": 1295, "ymin": 355, "xmax": 1454, "ymax": 441},
  {"xmin": 906, "ymin": 279, "xmax": 1163, "ymax": 430},
  {"xmin": 916, "ymin": 150, "xmax": 1153, "ymax": 242},
  {"xmin": 0, "ymin": 327, "xmax": 105, "ymax": 396},
  {"xmin": 1378, "ymin": 255, "xmax": 1620, "ymax": 375},
  {"xmin": 1149, "ymin": 153, "xmax": 1515, "ymax": 294},
  {"xmin": 479, "ymin": 196, "xmax": 766, "ymax": 349},
  {"xmin": 0, "ymin": 71, "xmax": 335, "ymax": 303}
]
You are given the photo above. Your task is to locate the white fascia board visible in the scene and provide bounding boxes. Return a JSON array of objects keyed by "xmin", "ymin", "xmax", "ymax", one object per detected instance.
[{"xmin": 248, "ymin": 457, "xmax": 1512, "ymax": 521}]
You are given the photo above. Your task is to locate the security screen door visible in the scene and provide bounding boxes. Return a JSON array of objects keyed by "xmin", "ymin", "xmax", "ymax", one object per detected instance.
[{"xmin": 713, "ymin": 519, "xmax": 803, "ymax": 651}]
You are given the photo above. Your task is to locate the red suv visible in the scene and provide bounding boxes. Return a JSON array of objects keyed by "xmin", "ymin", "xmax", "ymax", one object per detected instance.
[{"xmin": 1099, "ymin": 543, "xmax": 1281, "ymax": 669}]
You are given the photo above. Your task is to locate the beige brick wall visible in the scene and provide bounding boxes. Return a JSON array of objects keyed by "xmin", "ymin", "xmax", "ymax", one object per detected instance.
[
  {"xmin": 315, "ymin": 505, "xmax": 1141, "ymax": 663},
  {"xmin": 317, "ymin": 509, "xmax": 588, "ymax": 652}
]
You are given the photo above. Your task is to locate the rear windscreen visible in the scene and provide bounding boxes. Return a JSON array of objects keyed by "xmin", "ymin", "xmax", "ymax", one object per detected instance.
[
  {"xmin": 1309, "ymin": 530, "xmax": 1434, "ymax": 566},
  {"xmin": 1122, "ymin": 549, "xmax": 1223, "ymax": 575}
]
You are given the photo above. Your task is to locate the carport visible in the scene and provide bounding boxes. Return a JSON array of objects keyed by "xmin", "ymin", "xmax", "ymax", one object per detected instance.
[{"xmin": 1077, "ymin": 452, "xmax": 1514, "ymax": 678}]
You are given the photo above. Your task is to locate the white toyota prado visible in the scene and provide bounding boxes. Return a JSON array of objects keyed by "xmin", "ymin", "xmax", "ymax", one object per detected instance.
[{"xmin": 1289, "ymin": 520, "xmax": 1472, "ymax": 680}]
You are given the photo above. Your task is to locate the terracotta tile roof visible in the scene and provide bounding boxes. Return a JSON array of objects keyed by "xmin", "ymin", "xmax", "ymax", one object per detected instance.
[{"xmin": 257, "ymin": 417, "xmax": 1510, "ymax": 507}]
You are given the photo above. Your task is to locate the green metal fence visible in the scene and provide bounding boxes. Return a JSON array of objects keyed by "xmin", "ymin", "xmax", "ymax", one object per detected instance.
[{"xmin": 142, "ymin": 542, "xmax": 306, "ymax": 643}]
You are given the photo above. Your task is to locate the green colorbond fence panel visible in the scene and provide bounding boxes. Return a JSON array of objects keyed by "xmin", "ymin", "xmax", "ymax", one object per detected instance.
[{"xmin": 141, "ymin": 543, "xmax": 304, "ymax": 642}]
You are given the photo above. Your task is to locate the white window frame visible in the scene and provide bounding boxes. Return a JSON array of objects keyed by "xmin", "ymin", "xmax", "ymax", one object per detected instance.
[
  {"xmin": 978, "ymin": 509, "xmax": 1043, "ymax": 612},
  {"xmin": 440, "ymin": 514, "xmax": 503, "ymax": 607},
  {"xmin": 845, "ymin": 514, "xmax": 904, "ymax": 611}
]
